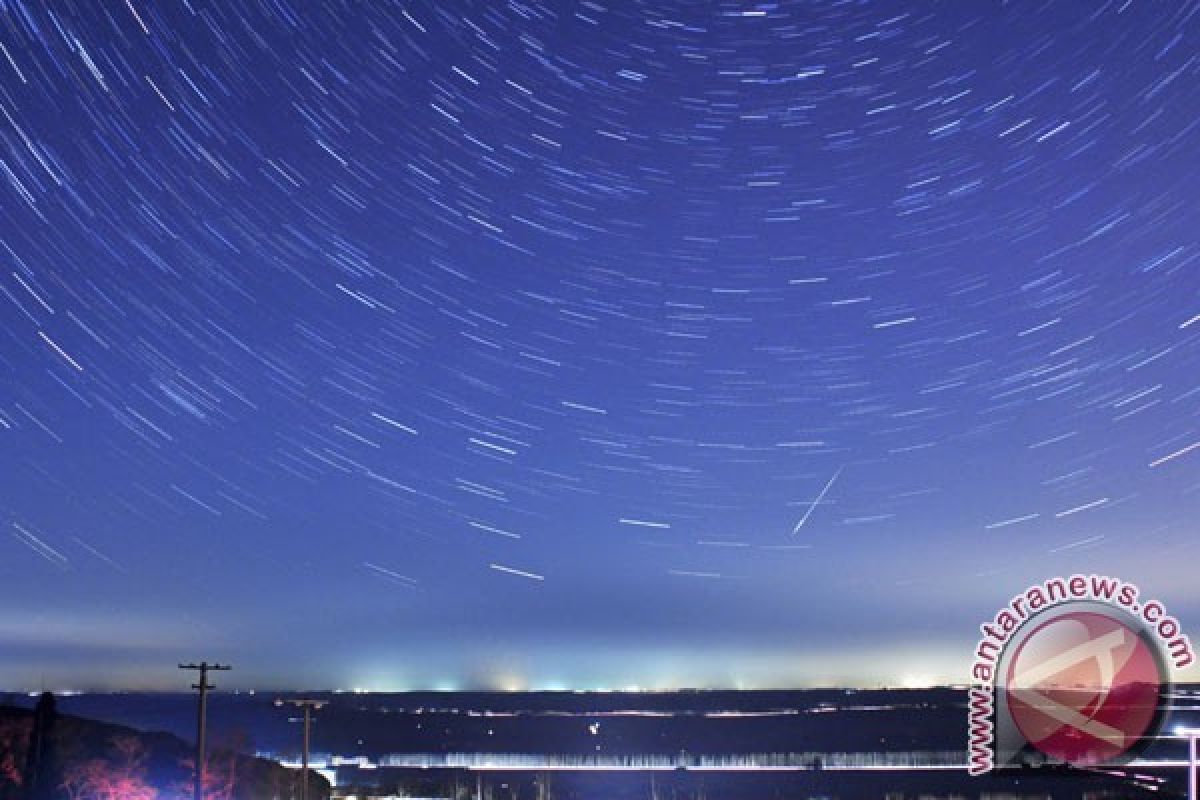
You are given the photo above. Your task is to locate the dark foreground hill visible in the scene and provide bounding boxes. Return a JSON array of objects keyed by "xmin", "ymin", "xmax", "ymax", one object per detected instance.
[{"xmin": 0, "ymin": 695, "xmax": 327, "ymax": 800}]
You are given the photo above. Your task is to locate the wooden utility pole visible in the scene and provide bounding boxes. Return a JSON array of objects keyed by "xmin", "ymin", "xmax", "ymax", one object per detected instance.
[
  {"xmin": 180, "ymin": 662, "xmax": 231, "ymax": 800},
  {"xmin": 276, "ymin": 698, "xmax": 327, "ymax": 800}
]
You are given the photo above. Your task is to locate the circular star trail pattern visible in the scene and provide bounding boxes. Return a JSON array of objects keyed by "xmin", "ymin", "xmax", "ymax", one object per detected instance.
[{"xmin": 1, "ymin": 1, "xmax": 1198, "ymax": 688}]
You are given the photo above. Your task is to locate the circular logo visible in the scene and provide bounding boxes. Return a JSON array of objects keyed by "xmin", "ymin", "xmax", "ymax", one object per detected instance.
[{"xmin": 1004, "ymin": 610, "xmax": 1166, "ymax": 766}]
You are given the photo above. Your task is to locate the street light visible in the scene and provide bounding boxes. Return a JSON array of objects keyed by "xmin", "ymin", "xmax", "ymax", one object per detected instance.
[
  {"xmin": 275, "ymin": 698, "xmax": 327, "ymax": 800},
  {"xmin": 1175, "ymin": 726, "xmax": 1200, "ymax": 800}
]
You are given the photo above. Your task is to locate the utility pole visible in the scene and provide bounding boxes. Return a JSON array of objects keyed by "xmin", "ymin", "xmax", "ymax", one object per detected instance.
[
  {"xmin": 180, "ymin": 662, "xmax": 231, "ymax": 800},
  {"xmin": 276, "ymin": 698, "xmax": 327, "ymax": 800},
  {"xmin": 1183, "ymin": 728, "xmax": 1200, "ymax": 800},
  {"xmin": 1172, "ymin": 726, "xmax": 1200, "ymax": 800}
]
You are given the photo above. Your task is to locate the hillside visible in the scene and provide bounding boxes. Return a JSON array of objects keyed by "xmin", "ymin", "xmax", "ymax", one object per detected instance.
[{"xmin": 0, "ymin": 697, "xmax": 327, "ymax": 800}]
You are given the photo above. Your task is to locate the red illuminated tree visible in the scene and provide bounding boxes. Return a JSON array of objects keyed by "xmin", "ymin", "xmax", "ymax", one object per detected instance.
[
  {"xmin": 171, "ymin": 730, "xmax": 250, "ymax": 800},
  {"xmin": 60, "ymin": 735, "xmax": 158, "ymax": 800},
  {"xmin": 0, "ymin": 716, "xmax": 31, "ymax": 793}
]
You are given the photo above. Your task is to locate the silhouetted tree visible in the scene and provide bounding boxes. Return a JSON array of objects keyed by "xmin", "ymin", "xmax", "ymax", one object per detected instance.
[{"xmin": 22, "ymin": 692, "xmax": 60, "ymax": 800}]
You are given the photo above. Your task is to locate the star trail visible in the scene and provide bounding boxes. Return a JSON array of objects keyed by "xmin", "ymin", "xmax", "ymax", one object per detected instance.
[{"xmin": 1, "ymin": 1, "xmax": 1198, "ymax": 689}]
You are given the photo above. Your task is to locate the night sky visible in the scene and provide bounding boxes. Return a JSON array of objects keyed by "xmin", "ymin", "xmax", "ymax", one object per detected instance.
[{"xmin": 2, "ymin": 1, "xmax": 1198, "ymax": 691}]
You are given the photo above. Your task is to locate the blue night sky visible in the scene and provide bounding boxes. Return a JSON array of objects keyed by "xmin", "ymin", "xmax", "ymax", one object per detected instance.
[{"xmin": 1, "ymin": 1, "xmax": 1198, "ymax": 690}]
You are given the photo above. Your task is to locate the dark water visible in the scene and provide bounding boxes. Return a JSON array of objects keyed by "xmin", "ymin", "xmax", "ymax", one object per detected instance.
[{"xmin": 7, "ymin": 687, "xmax": 1196, "ymax": 798}]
